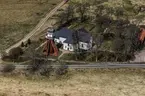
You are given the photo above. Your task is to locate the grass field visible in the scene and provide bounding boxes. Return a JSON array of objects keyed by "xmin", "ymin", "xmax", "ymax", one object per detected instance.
[
  {"xmin": 0, "ymin": 69, "xmax": 145, "ymax": 96},
  {"xmin": 0, "ymin": 0, "xmax": 61, "ymax": 51}
]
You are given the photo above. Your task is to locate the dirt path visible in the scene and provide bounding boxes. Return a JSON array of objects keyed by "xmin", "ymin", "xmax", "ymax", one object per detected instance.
[
  {"xmin": 5, "ymin": 1, "xmax": 66, "ymax": 53},
  {"xmin": 58, "ymin": 49, "xmax": 73, "ymax": 59}
]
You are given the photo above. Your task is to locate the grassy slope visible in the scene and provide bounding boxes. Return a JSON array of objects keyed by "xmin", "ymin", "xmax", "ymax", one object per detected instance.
[
  {"xmin": 0, "ymin": 0, "xmax": 61, "ymax": 51},
  {"xmin": 0, "ymin": 69, "xmax": 145, "ymax": 96}
]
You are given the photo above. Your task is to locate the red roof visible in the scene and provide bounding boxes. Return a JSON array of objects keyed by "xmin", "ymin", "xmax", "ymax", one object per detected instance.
[
  {"xmin": 139, "ymin": 28, "xmax": 145, "ymax": 42},
  {"xmin": 43, "ymin": 40, "xmax": 58, "ymax": 56}
]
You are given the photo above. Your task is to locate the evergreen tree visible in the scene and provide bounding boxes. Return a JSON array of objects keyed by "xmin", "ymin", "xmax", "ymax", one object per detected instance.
[
  {"xmin": 27, "ymin": 39, "xmax": 31, "ymax": 45},
  {"xmin": 21, "ymin": 42, "xmax": 24, "ymax": 47}
]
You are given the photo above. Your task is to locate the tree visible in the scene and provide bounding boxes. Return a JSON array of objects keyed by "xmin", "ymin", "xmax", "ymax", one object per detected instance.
[
  {"xmin": 8, "ymin": 47, "xmax": 23, "ymax": 61},
  {"xmin": 27, "ymin": 39, "xmax": 31, "ymax": 45},
  {"xmin": 0, "ymin": 51, "xmax": 8, "ymax": 61},
  {"xmin": 91, "ymin": 11, "xmax": 111, "ymax": 62},
  {"xmin": 55, "ymin": 64, "xmax": 68, "ymax": 76},
  {"xmin": 72, "ymin": 30, "xmax": 79, "ymax": 60},
  {"xmin": 65, "ymin": 5, "xmax": 74, "ymax": 22},
  {"xmin": 113, "ymin": 38, "xmax": 124, "ymax": 53},
  {"xmin": 112, "ymin": 24, "xmax": 140, "ymax": 61},
  {"xmin": 57, "ymin": 5, "xmax": 74, "ymax": 26},
  {"xmin": 123, "ymin": 0, "xmax": 133, "ymax": 11},
  {"xmin": 114, "ymin": 7, "xmax": 124, "ymax": 19},
  {"xmin": 2, "ymin": 64, "xmax": 15, "ymax": 73},
  {"xmin": 24, "ymin": 45, "xmax": 40, "ymax": 60},
  {"xmin": 94, "ymin": 34, "xmax": 104, "ymax": 62},
  {"xmin": 122, "ymin": 0, "xmax": 135, "ymax": 19},
  {"xmin": 21, "ymin": 42, "xmax": 24, "ymax": 47},
  {"xmin": 123, "ymin": 25, "xmax": 140, "ymax": 53},
  {"xmin": 76, "ymin": 2, "xmax": 89, "ymax": 22}
]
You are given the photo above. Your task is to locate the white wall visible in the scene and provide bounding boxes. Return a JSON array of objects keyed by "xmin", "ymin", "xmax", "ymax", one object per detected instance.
[
  {"xmin": 63, "ymin": 43, "xmax": 74, "ymax": 51},
  {"xmin": 54, "ymin": 36, "xmax": 92, "ymax": 51},
  {"xmin": 63, "ymin": 43, "xmax": 69, "ymax": 50},
  {"xmin": 63, "ymin": 41, "xmax": 91, "ymax": 51},
  {"xmin": 69, "ymin": 44, "xmax": 74, "ymax": 51},
  {"xmin": 54, "ymin": 37, "xmax": 74, "ymax": 51},
  {"xmin": 79, "ymin": 42, "xmax": 90, "ymax": 50}
]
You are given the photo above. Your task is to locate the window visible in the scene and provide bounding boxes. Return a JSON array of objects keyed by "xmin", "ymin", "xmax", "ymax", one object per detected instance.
[
  {"xmin": 82, "ymin": 44, "xmax": 84, "ymax": 48},
  {"xmin": 70, "ymin": 46, "xmax": 72, "ymax": 49}
]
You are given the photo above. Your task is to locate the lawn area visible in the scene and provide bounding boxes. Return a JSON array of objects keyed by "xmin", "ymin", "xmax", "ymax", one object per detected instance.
[
  {"xmin": 0, "ymin": 0, "xmax": 61, "ymax": 51},
  {"xmin": 0, "ymin": 69, "xmax": 145, "ymax": 96},
  {"xmin": 59, "ymin": 53, "xmax": 76, "ymax": 60}
]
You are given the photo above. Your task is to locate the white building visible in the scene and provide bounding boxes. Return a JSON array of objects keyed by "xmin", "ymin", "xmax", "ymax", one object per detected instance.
[{"xmin": 46, "ymin": 27, "xmax": 92, "ymax": 52}]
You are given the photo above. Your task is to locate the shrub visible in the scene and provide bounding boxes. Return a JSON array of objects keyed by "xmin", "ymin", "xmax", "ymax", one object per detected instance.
[
  {"xmin": 113, "ymin": 38, "xmax": 124, "ymax": 53},
  {"xmin": 1, "ymin": 51, "xmax": 8, "ymax": 60},
  {"xmin": 1, "ymin": 64, "xmax": 15, "ymax": 73},
  {"xmin": 28, "ymin": 59, "xmax": 53, "ymax": 77},
  {"xmin": 55, "ymin": 65, "xmax": 68, "ymax": 76},
  {"xmin": 27, "ymin": 39, "xmax": 31, "ymax": 45},
  {"xmin": 21, "ymin": 42, "xmax": 25, "ymax": 47},
  {"xmin": 8, "ymin": 47, "xmax": 23, "ymax": 61},
  {"xmin": 39, "ymin": 65, "xmax": 53, "ymax": 76}
]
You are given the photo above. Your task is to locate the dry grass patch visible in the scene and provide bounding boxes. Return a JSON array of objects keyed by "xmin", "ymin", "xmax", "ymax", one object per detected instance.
[
  {"xmin": 0, "ymin": 68, "xmax": 145, "ymax": 96},
  {"xmin": 0, "ymin": 0, "xmax": 61, "ymax": 51}
]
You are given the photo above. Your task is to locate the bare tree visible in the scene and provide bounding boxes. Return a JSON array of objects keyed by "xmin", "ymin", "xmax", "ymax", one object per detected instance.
[
  {"xmin": 76, "ymin": 2, "xmax": 89, "ymax": 22},
  {"xmin": 72, "ymin": 30, "xmax": 79, "ymax": 60},
  {"xmin": 57, "ymin": 5, "xmax": 74, "ymax": 26},
  {"xmin": 91, "ymin": 11, "xmax": 110, "ymax": 62}
]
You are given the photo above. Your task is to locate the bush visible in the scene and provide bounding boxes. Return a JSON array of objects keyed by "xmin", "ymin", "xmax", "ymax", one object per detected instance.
[
  {"xmin": 27, "ymin": 39, "xmax": 31, "ymax": 45},
  {"xmin": 1, "ymin": 56, "xmax": 11, "ymax": 61},
  {"xmin": 28, "ymin": 59, "xmax": 46, "ymax": 73},
  {"xmin": 8, "ymin": 47, "xmax": 23, "ymax": 61},
  {"xmin": 55, "ymin": 65, "xmax": 68, "ymax": 76},
  {"xmin": 21, "ymin": 42, "xmax": 24, "ymax": 47},
  {"xmin": 85, "ymin": 53, "xmax": 96, "ymax": 62},
  {"xmin": 113, "ymin": 38, "xmax": 124, "ymax": 53},
  {"xmin": 1, "ymin": 64, "xmax": 15, "ymax": 73},
  {"xmin": 27, "ymin": 59, "xmax": 53, "ymax": 77},
  {"xmin": 1, "ymin": 51, "xmax": 8, "ymax": 60},
  {"xmin": 39, "ymin": 65, "xmax": 53, "ymax": 76}
]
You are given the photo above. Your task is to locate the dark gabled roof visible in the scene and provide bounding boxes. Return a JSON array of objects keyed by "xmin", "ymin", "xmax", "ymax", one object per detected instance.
[
  {"xmin": 77, "ymin": 28, "xmax": 92, "ymax": 43},
  {"xmin": 64, "ymin": 37, "xmax": 73, "ymax": 44},
  {"xmin": 54, "ymin": 27, "xmax": 92, "ymax": 44},
  {"xmin": 54, "ymin": 27, "xmax": 74, "ymax": 44},
  {"xmin": 54, "ymin": 27, "xmax": 73, "ymax": 39}
]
